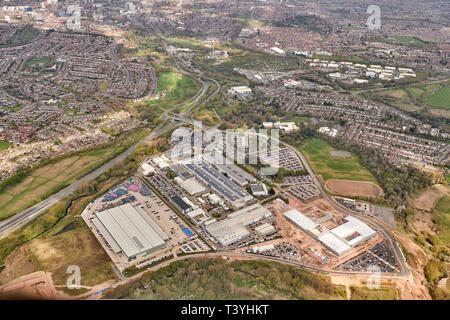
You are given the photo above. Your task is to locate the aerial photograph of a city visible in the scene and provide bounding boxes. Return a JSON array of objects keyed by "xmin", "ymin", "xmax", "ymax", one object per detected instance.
[{"xmin": 0, "ymin": 0, "xmax": 448, "ymax": 312}]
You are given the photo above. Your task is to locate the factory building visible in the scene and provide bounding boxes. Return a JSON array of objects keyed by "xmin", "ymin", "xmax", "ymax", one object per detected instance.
[
  {"xmin": 205, "ymin": 204, "xmax": 272, "ymax": 246},
  {"xmin": 185, "ymin": 161, "xmax": 253, "ymax": 208},
  {"xmin": 92, "ymin": 203, "xmax": 168, "ymax": 261},
  {"xmin": 170, "ymin": 195, "xmax": 193, "ymax": 214},
  {"xmin": 283, "ymin": 209, "xmax": 376, "ymax": 256},
  {"xmin": 255, "ymin": 223, "xmax": 276, "ymax": 236},
  {"xmin": 250, "ymin": 183, "xmax": 268, "ymax": 197},
  {"xmin": 174, "ymin": 176, "xmax": 206, "ymax": 195}
]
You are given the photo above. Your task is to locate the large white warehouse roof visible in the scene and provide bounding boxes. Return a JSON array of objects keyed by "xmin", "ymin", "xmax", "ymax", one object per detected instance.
[
  {"xmin": 94, "ymin": 203, "xmax": 168, "ymax": 258},
  {"xmin": 284, "ymin": 209, "xmax": 318, "ymax": 230}
]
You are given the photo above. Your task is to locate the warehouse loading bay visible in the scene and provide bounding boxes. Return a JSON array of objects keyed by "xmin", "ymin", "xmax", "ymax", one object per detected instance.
[{"xmin": 81, "ymin": 177, "xmax": 210, "ymax": 272}]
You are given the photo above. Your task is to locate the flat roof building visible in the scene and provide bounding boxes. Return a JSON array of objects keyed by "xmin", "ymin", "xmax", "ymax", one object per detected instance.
[
  {"xmin": 255, "ymin": 223, "xmax": 276, "ymax": 236},
  {"xmin": 92, "ymin": 203, "xmax": 168, "ymax": 260},
  {"xmin": 284, "ymin": 209, "xmax": 375, "ymax": 256},
  {"xmin": 174, "ymin": 176, "xmax": 206, "ymax": 195},
  {"xmin": 330, "ymin": 216, "xmax": 376, "ymax": 248},
  {"xmin": 170, "ymin": 195, "xmax": 192, "ymax": 213},
  {"xmin": 205, "ymin": 203, "xmax": 272, "ymax": 246}
]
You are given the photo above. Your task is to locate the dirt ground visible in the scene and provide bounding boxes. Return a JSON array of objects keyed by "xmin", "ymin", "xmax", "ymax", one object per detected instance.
[
  {"xmin": 325, "ymin": 179, "xmax": 383, "ymax": 198},
  {"xmin": 392, "ymin": 231, "xmax": 431, "ymax": 300},
  {"xmin": 414, "ymin": 184, "xmax": 449, "ymax": 212},
  {"xmin": 0, "ymin": 246, "xmax": 37, "ymax": 286},
  {"xmin": 0, "ymin": 271, "xmax": 60, "ymax": 300},
  {"xmin": 0, "ymin": 270, "xmax": 116, "ymax": 300}
]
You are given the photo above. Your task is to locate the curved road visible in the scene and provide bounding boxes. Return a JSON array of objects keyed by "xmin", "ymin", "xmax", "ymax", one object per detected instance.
[{"xmin": 0, "ymin": 43, "xmax": 218, "ymax": 239}]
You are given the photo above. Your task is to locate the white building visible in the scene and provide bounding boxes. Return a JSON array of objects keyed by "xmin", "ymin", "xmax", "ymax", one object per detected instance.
[
  {"xmin": 270, "ymin": 47, "xmax": 286, "ymax": 55},
  {"xmin": 228, "ymin": 86, "xmax": 252, "ymax": 95},
  {"xmin": 205, "ymin": 204, "xmax": 272, "ymax": 246}
]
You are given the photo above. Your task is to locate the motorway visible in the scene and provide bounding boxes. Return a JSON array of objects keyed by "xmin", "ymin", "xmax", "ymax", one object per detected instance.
[
  {"xmin": 0, "ymin": 120, "xmax": 174, "ymax": 239},
  {"xmin": 0, "ymin": 33, "xmax": 223, "ymax": 240},
  {"xmin": 0, "ymin": 36, "xmax": 410, "ymax": 286}
]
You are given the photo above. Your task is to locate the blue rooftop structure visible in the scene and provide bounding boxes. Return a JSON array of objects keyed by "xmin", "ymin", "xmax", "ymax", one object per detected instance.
[{"xmin": 182, "ymin": 228, "xmax": 194, "ymax": 237}]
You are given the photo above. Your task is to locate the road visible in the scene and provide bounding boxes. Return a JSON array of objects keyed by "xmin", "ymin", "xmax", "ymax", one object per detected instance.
[
  {"xmin": 161, "ymin": 120, "xmax": 411, "ymax": 278},
  {"xmin": 0, "ymin": 33, "xmax": 223, "ymax": 239},
  {"xmin": 281, "ymin": 140, "xmax": 410, "ymax": 276},
  {"xmin": 0, "ymin": 120, "xmax": 173, "ymax": 239}
]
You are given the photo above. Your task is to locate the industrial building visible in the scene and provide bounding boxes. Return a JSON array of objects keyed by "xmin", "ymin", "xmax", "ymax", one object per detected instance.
[
  {"xmin": 330, "ymin": 216, "xmax": 377, "ymax": 248},
  {"xmin": 255, "ymin": 223, "xmax": 276, "ymax": 236},
  {"xmin": 215, "ymin": 163, "xmax": 256, "ymax": 187},
  {"xmin": 174, "ymin": 176, "xmax": 206, "ymax": 195},
  {"xmin": 185, "ymin": 161, "xmax": 253, "ymax": 208},
  {"xmin": 205, "ymin": 204, "xmax": 272, "ymax": 246},
  {"xmin": 141, "ymin": 161, "xmax": 155, "ymax": 176},
  {"xmin": 187, "ymin": 208, "xmax": 211, "ymax": 225},
  {"xmin": 170, "ymin": 195, "xmax": 192, "ymax": 213},
  {"xmin": 250, "ymin": 183, "xmax": 268, "ymax": 197},
  {"xmin": 228, "ymin": 86, "xmax": 252, "ymax": 95},
  {"xmin": 283, "ymin": 209, "xmax": 376, "ymax": 256},
  {"xmin": 92, "ymin": 203, "xmax": 168, "ymax": 261}
]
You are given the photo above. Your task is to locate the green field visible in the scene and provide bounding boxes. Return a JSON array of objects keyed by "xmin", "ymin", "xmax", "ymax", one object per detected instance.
[
  {"xmin": 24, "ymin": 56, "xmax": 51, "ymax": 68},
  {"xmin": 435, "ymin": 195, "xmax": 450, "ymax": 243},
  {"xmin": 0, "ymin": 147, "xmax": 116, "ymax": 221},
  {"xmin": 300, "ymin": 138, "xmax": 377, "ymax": 182},
  {"xmin": 0, "ymin": 128, "xmax": 149, "ymax": 222},
  {"xmin": 426, "ymin": 87, "xmax": 450, "ymax": 109},
  {"xmin": 363, "ymin": 81, "xmax": 450, "ymax": 116},
  {"xmin": 0, "ymin": 140, "xmax": 11, "ymax": 150},
  {"xmin": 248, "ymin": 19, "xmax": 264, "ymax": 27},
  {"xmin": 156, "ymin": 71, "xmax": 200, "ymax": 108},
  {"xmin": 393, "ymin": 36, "xmax": 431, "ymax": 49}
]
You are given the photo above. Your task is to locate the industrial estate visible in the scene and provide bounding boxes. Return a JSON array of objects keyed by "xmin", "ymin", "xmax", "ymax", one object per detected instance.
[{"xmin": 0, "ymin": 0, "xmax": 448, "ymax": 302}]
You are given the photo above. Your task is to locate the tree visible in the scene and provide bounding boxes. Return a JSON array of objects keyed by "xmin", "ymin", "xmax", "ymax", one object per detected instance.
[{"xmin": 77, "ymin": 181, "xmax": 89, "ymax": 195}]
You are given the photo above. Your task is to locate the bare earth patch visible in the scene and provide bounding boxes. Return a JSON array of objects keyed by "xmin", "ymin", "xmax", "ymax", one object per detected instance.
[
  {"xmin": 414, "ymin": 185, "xmax": 449, "ymax": 212},
  {"xmin": 325, "ymin": 179, "xmax": 384, "ymax": 198}
]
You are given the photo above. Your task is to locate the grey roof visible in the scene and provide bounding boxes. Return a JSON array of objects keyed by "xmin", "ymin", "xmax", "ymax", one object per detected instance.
[
  {"xmin": 185, "ymin": 161, "xmax": 253, "ymax": 207},
  {"xmin": 95, "ymin": 203, "xmax": 167, "ymax": 258}
]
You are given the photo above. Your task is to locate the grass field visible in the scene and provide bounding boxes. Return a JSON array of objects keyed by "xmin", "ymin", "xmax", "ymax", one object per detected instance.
[
  {"xmin": 300, "ymin": 138, "xmax": 377, "ymax": 182},
  {"xmin": 0, "ymin": 140, "xmax": 11, "ymax": 150},
  {"xmin": 393, "ymin": 36, "xmax": 431, "ymax": 49},
  {"xmin": 0, "ymin": 147, "xmax": 117, "ymax": 221},
  {"xmin": 23, "ymin": 56, "xmax": 51, "ymax": 69},
  {"xmin": 435, "ymin": 195, "xmax": 450, "ymax": 243},
  {"xmin": 156, "ymin": 71, "xmax": 200, "ymax": 108},
  {"xmin": 426, "ymin": 87, "xmax": 450, "ymax": 109},
  {"xmin": 363, "ymin": 81, "xmax": 450, "ymax": 115}
]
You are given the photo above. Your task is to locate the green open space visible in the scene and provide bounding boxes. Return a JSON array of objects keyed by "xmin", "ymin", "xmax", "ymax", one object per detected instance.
[
  {"xmin": 23, "ymin": 56, "xmax": 52, "ymax": 69},
  {"xmin": 27, "ymin": 220, "xmax": 116, "ymax": 286},
  {"xmin": 435, "ymin": 195, "xmax": 450, "ymax": 244},
  {"xmin": 300, "ymin": 138, "xmax": 377, "ymax": 182},
  {"xmin": 0, "ymin": 128, "xmax": 148, "ymax": 222},
  {"xmin": 247, "ymin": 19, "xmax": 264, "ymax": 27},
  {"xmin": 392, "ymin": 36, "xmax": 432, "ymax": 49},
  {"xmin": 156, "ymin": 71, "xmax": 200, "ymax": 108},
  {"xmin": 362, "ymin": 80, "xmax": 450, "ymax": 115},
  {"xmin": 426, "ymin": 87, "xmax": 450, "ymax": 109},
  {"xmin": 0, "ymin": 148, "xmax": 116, "ymax": 221},
  {"xmin": 0, "ymin": 140, "xmax": 11, "ymax": 150}
]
